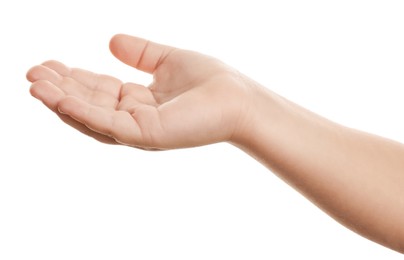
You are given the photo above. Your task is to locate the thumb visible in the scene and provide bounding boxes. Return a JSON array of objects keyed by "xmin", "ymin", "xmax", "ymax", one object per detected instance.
[{"xmin": 109, "ymin": 34, "xmax": 174, "ymax": 74}]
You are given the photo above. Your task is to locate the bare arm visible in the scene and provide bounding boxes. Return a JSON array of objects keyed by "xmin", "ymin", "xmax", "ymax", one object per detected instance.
[
  {"xmin": 27, "ymin": 34, "xmax": 404, "ymax": 253},
  {"xmin": 233, "ymin": 84, "xmax": 404, "ymax": 253}
]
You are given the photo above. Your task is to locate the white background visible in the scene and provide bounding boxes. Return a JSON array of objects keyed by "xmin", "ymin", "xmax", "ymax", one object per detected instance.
[{"xmin": 1, "ymin": 0, "xmax": 403, "ymax": 259}]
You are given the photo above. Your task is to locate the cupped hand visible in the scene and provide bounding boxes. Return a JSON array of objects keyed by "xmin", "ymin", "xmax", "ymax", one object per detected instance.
[{"xmin": 26, "ymin": 34, "xmax": 254, "ymax": 150}]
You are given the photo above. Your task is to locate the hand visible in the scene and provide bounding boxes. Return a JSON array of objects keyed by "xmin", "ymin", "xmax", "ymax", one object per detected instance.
[{"xmin": 27, "ymin": 34, "xmax": 254, "ymax": 150}]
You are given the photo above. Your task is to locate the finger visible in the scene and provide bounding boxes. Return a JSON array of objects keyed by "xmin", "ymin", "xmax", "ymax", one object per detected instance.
[
  {"xmin": 109, "ymin": 34, "xmax": 175, "ymax": 74},
  {"xmin": 29, "ymin": 77, "xmax": 117, "ymax": 144},
  {"xmin": 118, "ymin": 83, "xmax": 158, "ymax": 107},
  {"xmin": 26, "ymin": 65, "xmax": 63, "ymax": 84},
  {"xmin": 30, "ymin": 80, "xmax": 65, "ymax": 111},
  {"xmin": 57, "ymin": 112, "xmax": 118, "ymax": 145},
  {"xmin": 59, "ymin": 77, "xmax": 119, "ymax": 108},
  {"xmin": 27, "ymin": 64, "xmax": 118, "ymax": 109},
  {"xmin": 57, "ymin": 96, "xmax": 142, "ymax": 145},
  {"xmin": 42, "ymin": 60, "xmax": 122, "ymax": 98},
  {"xmin": 41, "ymin": 60, "xmax": 71, "ymax": 76}
]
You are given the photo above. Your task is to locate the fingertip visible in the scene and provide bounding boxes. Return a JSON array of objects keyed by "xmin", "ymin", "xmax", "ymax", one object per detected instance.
[
  {"xmin": 56, "ymin": 96, "xmax": 76, "ymax": 120},
  {"xmin": 41, "ymin": 59, "xmax": 59, "ymax": 66},
  {"xmin": 57, "ymin": 95, "xmax": 74, "ymax": 112},
  {"xmin": 26, "ymin": 66, "xmax": 36, "ymax": 82},
  {"xmin": 108, "ymin": 33, "xmax": 173, "ymax": 73},
  {"xmin": 57, "ymin": 105, "xmax": 66, "ymax": 115},
  {"xmin": 30, "ymin": 80, "xmax": 65, "ymax": 111},
  {"xmin": 57, "ymin": 96, "xmax": 86, "ymax": 117},
  {"xmin": 109, "ymin": 33, "xmax": 149, "ymax": 59},
  {"xmin": 110, "ymin": 33, "xmax": 125, "ymax": 42},
  {"xmin": 109, "ymin": 33, "xmax": 135, "ymax": 65},
  {"xmin": 109, "ymin": 33, "xmax": 125, "ymax": 55},
  {"xmin": 26, "ymin": 65, "xmax": 46, "ymax": 82},
  {"xmin": 26, "ymin": 61, "xmax": 61, "ymax": 82},
  {"xmin": 41, "ymin": 60, "xmax": 71, "ymax": 76},
  {"xmin": 29, "ymin": 80, "xmax": 40, "ymax": 97},
  {"xmin": 109, "ymin": 34, "xmax": 118, "ymax": 50}
]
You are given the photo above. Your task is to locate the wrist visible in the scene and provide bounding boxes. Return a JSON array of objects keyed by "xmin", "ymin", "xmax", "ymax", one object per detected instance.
[
  {"xmin": 229, "ymin": 81, "xmax": 306, "ymax": 169},
  {"xmin": 229, "ymin": 80, "xmax": 281, "ymax": 147}
]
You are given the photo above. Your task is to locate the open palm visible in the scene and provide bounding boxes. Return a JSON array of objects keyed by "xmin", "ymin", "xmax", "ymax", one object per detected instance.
[{"xmin": 27, "ymin": 34, "xmax": 251, "ymax": 149}]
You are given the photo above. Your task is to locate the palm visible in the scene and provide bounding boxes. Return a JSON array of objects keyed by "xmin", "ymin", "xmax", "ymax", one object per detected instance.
[{"xmin": 27, "ymin": 35, "xmax": 247, "ymax": 149}]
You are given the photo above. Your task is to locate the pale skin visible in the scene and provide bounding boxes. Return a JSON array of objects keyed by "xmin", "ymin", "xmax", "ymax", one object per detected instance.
[{"xmin": 27, "ymin": 34, "xmax": 404, "ymax": 253}]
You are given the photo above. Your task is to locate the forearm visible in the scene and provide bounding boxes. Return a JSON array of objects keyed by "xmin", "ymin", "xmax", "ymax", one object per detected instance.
[{"xmin": 233, "ymin": 84, "xmax": 404, "ymax": 253}]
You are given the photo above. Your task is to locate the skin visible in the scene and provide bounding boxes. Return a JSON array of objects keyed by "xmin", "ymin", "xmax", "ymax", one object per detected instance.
[{"xmin": 27, "ymin": 34, "xmax": 404, "ymax": 253}]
